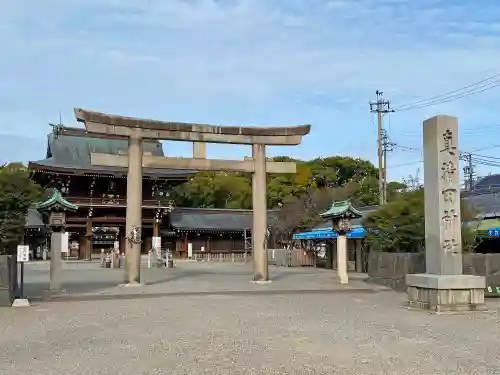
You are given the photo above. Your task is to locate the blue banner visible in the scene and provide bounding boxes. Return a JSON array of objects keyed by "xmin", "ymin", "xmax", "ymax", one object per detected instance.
[
  {"xmin": 293, "ymin": 226, "xmax": 365, "ymax": 240},
  {"xmin": 488, "ymin": 227, "xmax": 500, "ymax": 237}
]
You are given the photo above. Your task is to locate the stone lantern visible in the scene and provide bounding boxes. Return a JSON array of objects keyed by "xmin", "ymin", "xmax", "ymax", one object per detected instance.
[
  {"xmin": 320, "ymin": 200, "xmax": 362, "ymax": 284},
  {"xmin": 36, "ymin": 189, "xmax": 78, "ymax": 293}
]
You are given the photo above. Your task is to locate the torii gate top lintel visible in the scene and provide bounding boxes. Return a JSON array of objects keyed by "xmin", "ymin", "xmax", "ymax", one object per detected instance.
[{"xmin": 74, "ymin": 108, "xmax": 311, "ymax": 145}]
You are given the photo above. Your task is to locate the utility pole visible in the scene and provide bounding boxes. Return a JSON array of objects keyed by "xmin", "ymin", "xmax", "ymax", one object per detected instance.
[
  {"xmin": 382, "ymin": 129, "xmax": 395, "ymax": 202},
  {"xmin": 460, "ymin": 152, "xmax": 475, "ymax": 192},
  {"xmin": 370, "ymin": 91, "xmax": 394, "ymax": 205}
]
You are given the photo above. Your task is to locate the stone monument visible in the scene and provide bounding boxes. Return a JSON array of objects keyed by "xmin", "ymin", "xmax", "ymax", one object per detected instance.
[{"xmin": 406, "ymin": 115, "xmax": 486, "ymax": 313}]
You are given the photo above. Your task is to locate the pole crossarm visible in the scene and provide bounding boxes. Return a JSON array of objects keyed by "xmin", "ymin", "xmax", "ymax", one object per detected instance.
[
  {"xmin": 75, "ymin": 108, "xmax": 311, "ymax": 146},
  {"xmin": 91, "ymin": 153, "xmax": 297, "ymax": 174}
]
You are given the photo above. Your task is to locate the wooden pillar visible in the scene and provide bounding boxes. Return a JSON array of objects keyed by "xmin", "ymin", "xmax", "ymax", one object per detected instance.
[
  {"xmin": 119, "ymin": 227, "xmax": 126, "ymax": 254},
  {"xmin": 85, "ymin": 219, "xmax": 93, "ymax": 260},
  {"xmin": 144, "ymin": 237, "xmax": 152, "ymax": 254},
  {"xmin": 325, "ymin": 240, "xmax": 333, "ymax": 269},
  {"xmin": 355, "ymin": 239, "xmax": 363, "ymax": 273},
  {"xmin": 153, "ymin": 220, "xmax": 159, "ymax": 238},
  {"xmin": 79, "ymin": 231, "xmax": 86, "ymax": 260}
]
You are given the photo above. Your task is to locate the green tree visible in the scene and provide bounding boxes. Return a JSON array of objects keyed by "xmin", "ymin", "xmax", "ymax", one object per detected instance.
[
  {"xmin": 363, "ymin": 188, "xmax": 479, "ymax": 253},
  {"xmin": 0, "ymin": 163, "xmax": 42, "ymax": 255},
  {"xmin": 171, "ymin": 172, "xmax": 252, "ymax": 209},
  {"xmin": 171, "ymin": 155, "xmax": 384, "ymax": 210}
]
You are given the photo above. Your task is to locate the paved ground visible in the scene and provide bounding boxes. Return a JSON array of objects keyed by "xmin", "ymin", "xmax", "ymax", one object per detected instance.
[
  {"xmin": 1, "ymin": 262, "xmax": 499, "ymax": 374},
  {"xmin": 21, "ymin": 260, "xmax": 385, "ymax": 301}
]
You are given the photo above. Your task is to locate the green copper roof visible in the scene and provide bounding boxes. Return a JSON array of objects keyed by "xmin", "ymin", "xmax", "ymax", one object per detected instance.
[
  {"xmin": 29, "ymin": 131, "xmax": 194, "ymax": 177},
  {"xmin": 36, "ymin": 189, "xmax": 79, "ymax": 212},
  {"xmin": 319, "ymin": 200, "xmax": 362, "ymax": 219}
]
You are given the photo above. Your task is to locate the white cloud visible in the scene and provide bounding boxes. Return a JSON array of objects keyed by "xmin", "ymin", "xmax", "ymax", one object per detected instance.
[{"xmin": 0, "ymin": 0, "xmax": 499, "ymax": 179}]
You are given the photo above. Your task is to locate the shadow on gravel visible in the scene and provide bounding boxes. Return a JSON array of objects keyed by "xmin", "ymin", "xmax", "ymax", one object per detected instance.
[{"xmin": 38, "ymin": 288, "xmax": 381, "ymax": 303}]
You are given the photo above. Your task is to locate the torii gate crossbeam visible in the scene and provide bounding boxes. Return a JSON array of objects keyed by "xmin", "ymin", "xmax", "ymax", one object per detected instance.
[{"xmin": 73, "ymin": 108, "xmax": 311, "ymax": 285}]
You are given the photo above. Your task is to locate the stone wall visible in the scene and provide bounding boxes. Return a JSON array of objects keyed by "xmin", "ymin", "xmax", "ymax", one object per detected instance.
[
  {"xmin": 368, "ymin": 252, "xmax": 500, "ymax": 292},
  {"xmin": 367, "ymin": 252, "xmax": 425, "ymax": 292},
  {"xmin": 462, "ymin": 254, "xmax": 500, "ymax": 288},
  {"xmin": 0, "ymin": 255, "xmax": 17, "ymax": 307}
]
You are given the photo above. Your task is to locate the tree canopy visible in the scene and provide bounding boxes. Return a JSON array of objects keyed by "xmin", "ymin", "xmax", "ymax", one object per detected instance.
[
  {"xmin": 171, "ymin": 155, "xmax": 412, "ymax": 242},
  {"xmin": 0, "ymin": 163, "xmax": 42, "ymax": 255},
  {"xmin": 362, "ymin": 188, "xmax": 478, "ymax": 253},
  {"xmin": 172, "ymin": 155, "xmax": 382, "ymax": 210}
]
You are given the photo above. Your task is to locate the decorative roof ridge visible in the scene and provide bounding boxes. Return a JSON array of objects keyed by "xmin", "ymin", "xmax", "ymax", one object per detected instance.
[
  {"xmin": 36, "ymin": 189, "xmax": 79, "ymax": 212},
  {"xmin": 319, "ymin": 199, "xmax": 362, "ymax": 219}
]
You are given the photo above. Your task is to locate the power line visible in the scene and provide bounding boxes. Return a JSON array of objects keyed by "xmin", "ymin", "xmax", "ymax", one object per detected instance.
[
  {"xmin": 388, "ymin": 160, "xmax": 423, "ymax": 168},
  {"xmin": 370, "ymin": 90, "xmax": 394, "ymax": 205},
  {"xmin": 393, "ymin": 71, "xmax": 500, "ymax": 112},
  {"xmin": 395, "ymin": 81, "xmax": 500, "ymax": 112},
  {"xmin": 395, "ymin": 72, "xmax": 500, "ymax": 109}
]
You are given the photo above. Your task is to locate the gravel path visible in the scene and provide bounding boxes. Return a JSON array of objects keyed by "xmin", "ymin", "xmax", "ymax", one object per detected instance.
[{"xmin": 1, "ymin": 262, "xmax": 499, "ymax": 374}]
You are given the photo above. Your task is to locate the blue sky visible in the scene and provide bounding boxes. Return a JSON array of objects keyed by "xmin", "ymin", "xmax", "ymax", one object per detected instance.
[{"xmin": 1, "ymin": 0, "xmax": 500, "ymax": 182}]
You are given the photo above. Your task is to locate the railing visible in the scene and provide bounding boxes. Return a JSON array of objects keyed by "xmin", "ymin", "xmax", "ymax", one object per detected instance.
[
  {"xmin": 193, "ymin": 252, "xmax": 252, "ymax": 263},
  {"xmin": 66, "ymin": 197, "xmax": 171, "ymax": 207}
]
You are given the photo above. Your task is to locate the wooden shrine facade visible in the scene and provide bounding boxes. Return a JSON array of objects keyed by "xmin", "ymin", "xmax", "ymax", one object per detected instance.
[
  {"xmin": 25, "ymin": 127, "xmax": 278, "ymax": 259},
  {"xmin": 28, "ymin": 127, "xmax": 194, "ymax": 259}
]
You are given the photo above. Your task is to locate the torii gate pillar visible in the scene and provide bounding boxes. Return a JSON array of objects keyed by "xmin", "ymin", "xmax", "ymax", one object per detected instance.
[
  {"xmin": 252, "ymin": 143, "xmax": 268, "ymax": 282},
  {"xmin": 124, "ymin": 133, "xmax": 143, "ymax": 285}
]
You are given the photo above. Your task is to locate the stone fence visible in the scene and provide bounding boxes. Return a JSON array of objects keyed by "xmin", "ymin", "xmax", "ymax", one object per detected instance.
[
  {"xmin": 367, "ymin": 252, "xmax": 500, "ymax": 292},
  {"xmin": 0, "ymin": 255, "xmax": 18, "ymax": 307}
]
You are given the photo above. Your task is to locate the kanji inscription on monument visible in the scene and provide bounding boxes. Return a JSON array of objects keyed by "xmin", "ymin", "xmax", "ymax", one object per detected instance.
[
  {"xmin": 442, "ymin": 188, "xmax": 457, "ymax": 203},
  {"xmin": 441, "ymin": 128, "xmax": 457, "ymax": 156},
  {"xmin": 423, "ymin": 117, "xmax": 462, "ymax": 275}
]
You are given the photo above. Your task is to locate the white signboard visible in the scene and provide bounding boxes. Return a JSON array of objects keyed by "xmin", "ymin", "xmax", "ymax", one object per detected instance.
[
  {"xmin": 152, "ymin": 236, "xmax": 161, "ymax": 249},
  {"xmin": 61, "ymin": 232, "xmax": 69, "ymax": 253},
  {"xmin": 113, "ymin": 241, "xmax": 119, "ymax": 250},
  {"xmin": 17, "ymin": 245, "xmax": 29, "ymax": 262},
  {"xmin": 188, "ymin": 243, "xmax": 193, "ymax": 258}
]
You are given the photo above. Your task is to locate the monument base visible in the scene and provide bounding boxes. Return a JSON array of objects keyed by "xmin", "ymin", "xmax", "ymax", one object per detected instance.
[
  {"xmin": 12, "ymin": 298, "xmax": 30, "ymax": 307},
  {"xmin": 250, "ymin": 280, "xmax": 272, "ymax": 285},
  {"xmin": 406, "ymin": 274, "xmax": 486, "ymax": 314}
]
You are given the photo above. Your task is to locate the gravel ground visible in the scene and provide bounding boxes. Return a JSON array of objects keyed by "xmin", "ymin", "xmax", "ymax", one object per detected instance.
[{"xmin": 1, "ymin": 262, "xmax": 499, "ymax": 374}]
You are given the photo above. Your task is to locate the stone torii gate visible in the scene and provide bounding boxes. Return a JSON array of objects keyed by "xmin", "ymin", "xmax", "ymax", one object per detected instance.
[{"xmin": 72, "ymin": 109, "xmax": 311, "ymax": 285}]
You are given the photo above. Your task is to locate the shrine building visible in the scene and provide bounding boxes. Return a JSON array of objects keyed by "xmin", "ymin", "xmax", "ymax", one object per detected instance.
[{"xmin": 25, "ymin": 126, "xmax": 265, "ymax": 259}]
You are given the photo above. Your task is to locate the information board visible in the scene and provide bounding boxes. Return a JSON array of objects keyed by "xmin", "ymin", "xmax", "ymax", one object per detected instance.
[
  {"xmin": 61, "ymin": 232, "xmax": 69, "ymax": 253},
  {"xmin": 17, "ymin": 245, "xmax": 30, "ymax": 262}
]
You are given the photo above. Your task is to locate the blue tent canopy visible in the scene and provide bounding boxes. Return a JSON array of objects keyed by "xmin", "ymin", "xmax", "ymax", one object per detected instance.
[
  {"xmin": 488, "ymin": 227, "xmax": 500, "ymax": 237},
  {"xmin": 293, "ymin": 226, "xmax": 366, "ymax": 240}
]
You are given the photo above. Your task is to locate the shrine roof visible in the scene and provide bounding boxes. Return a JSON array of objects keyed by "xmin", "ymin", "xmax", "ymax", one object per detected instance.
[
  {"xmin": 169, "ymin": 208, "xmax": 278, "ymax": 232},
  {"xmin": 319, "ymin": 200, "xmax": 363, "ymax": 219},
  {"xmin": 36, "ymin": 189, "xmax": 79, "ymax": 212},
  {"xmin": 462, "ymin": 192, "xmax": 500, "ymax": 219},
  {"xmin": 475, "ymin": 174, "xmax": 500, "ymax": 192},
  {"xmin": 312, "ymin": 205, "xmax": 378, "ymax": 230},
  {"xmin": 29, "ymin": 131, "xmax": 195, "ymax": 178}
]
